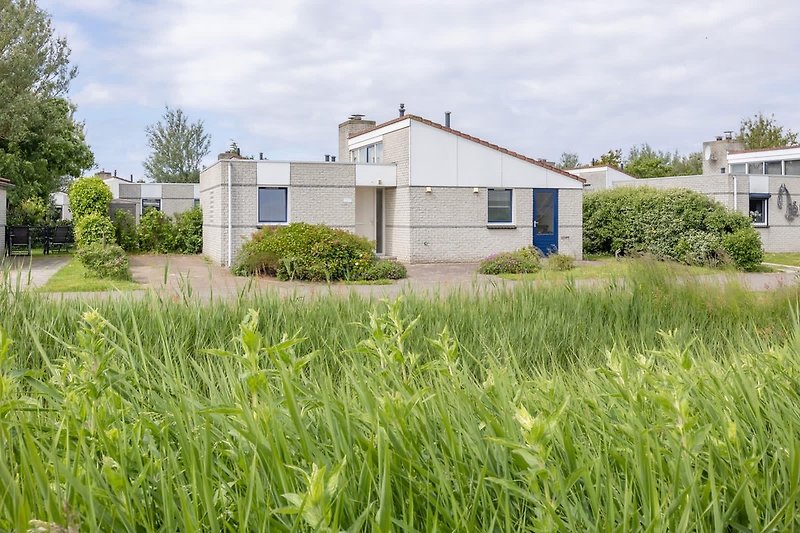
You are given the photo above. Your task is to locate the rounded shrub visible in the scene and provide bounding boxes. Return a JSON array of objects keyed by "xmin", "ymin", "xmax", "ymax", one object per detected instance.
[
  {"xmin": 75, "ymin": 213, "xmax": 116, "ymax": 246},
  {"xmin": 68, "ymin": 177, "xmax": 112, "ymax": 220},
  {"xmin": 173, "ymin": 207, "xmax": 203, "ymax": 254},
  {"xmin": 583, "ymin": 187, "xmax": 761, "ymax": 270},
  {"xmin": 478, "ymin": 247, "xmax": 542, "ymax": 275},
  {"xmin": 137, "ymin": 209, "xmax": 175, "ymax": 253},
  {"xmin": 361, "ymin": 259, "xmax": 407, "ymax": 280},
  {"xmin": 76, "ymin": 242, "xmax": 131, "ymax": 280},
  {"xmin": 234, "ymin": 223, "xmax": 375, "ymax": 281},
  {"xmin": 545, "ymin": 252, "xmax": 575, "ymax": 271},
  {"xmin": 113, "ymin": 210, "xmax": 138, "ymax": 252},
  {"xmin": 8, "ymin": 196, "xmax": 49, "ymax": 227},
  {"xmin": 722, "ymin": 228, "xmax": 764, "ymax": 272}
]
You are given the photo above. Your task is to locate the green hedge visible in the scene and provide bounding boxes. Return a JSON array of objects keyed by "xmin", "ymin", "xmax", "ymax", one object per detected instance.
[
  {"xmin": 68, "ymin": 177, "xmax": 112, "ymax": 220},
  {"xmin": 583, "ymin": 187, "xmax": 763, "ymax": 271},
  {"xmin": 74, "ymin": 213, "xmax": 116, "ymax": 247},
  {"xmin": 234, "ymin": 223, "xmax": 405, "ymax": 282},
  {"xmin": 76, "ymin": 242, "xmax": 131, "ymax": 280},
  {"xmin": 478, "ymin": 247, "xmax": 542, "ymax": 275}
]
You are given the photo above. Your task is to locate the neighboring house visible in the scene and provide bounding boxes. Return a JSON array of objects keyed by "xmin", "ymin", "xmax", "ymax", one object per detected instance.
[
  {"xmin": 567, "ymin": 166, "xmax": 637, "ymax": 191},
  {"xmin": 201, "ymin": 111, "xmax": 586, "ymax": 265},
  {"xmin": 0, "ymin": 178, "xmax": 9, "ymax": 256},
  {"xmin": 616, "ymin": 139, "xmax": 800, "ymax": 252}
]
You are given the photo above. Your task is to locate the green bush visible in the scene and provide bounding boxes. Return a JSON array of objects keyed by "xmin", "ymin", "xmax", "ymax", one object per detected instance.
[
  {"xmin": 137, "ymin": 209, "xmax": 174, "ymax": 253},
  {"xmin": 234, "ymin": 223, "xmax": 375, "ymax": 281},
  {"xmin": 722, "ymin": 228, "xmax": 764, "ymax": 271},
  {"xmin": 546, "ymin": 252, "xmax": 575, "ymax": 271},
  {"xmin": 478, "ymin": 247, "xmax": 542, "ymax": 275},
  {"xmin": 68, "ymin": 177, "xmax": 112, "ymax": 220},
  {"xmin": 583, "ymin": 187, "xmax": 761, "ymax": 270},
  {"xmin": 173, "ymin": 207, "xmax": 203, "ymax": 254},
  {"xmin": 74, "ymin": 213, "xmax": 116, "ymax": 247},
  {"xmin": 361, "ymin": 259, "xmax": 407, "ymax": 280},
  {"xmin": 7, "ymin": 196, "xmax": 49, "ymax": 227},
  {"xmin": 76, "ymin": 242, "xmax": 131, "ymax": 280},
  {"xmin": 113, "ymin": 210, "xmax": 138, "ymax": 252}
]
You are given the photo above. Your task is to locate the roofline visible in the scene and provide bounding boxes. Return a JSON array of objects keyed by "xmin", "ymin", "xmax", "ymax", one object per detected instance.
[
  {"xmin": 350, "ymin": 114, "xmax": 586, "ymax": 184},
  {"xmin": 728, "ymin": 144, "xmax": 800, "ymax": 155},
  {"xmin": 569, "ymin": 165, "xmax": 639, "ymax": 180}
]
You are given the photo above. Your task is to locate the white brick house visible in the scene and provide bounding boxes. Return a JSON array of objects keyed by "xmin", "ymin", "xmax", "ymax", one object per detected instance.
[
  {"xmin": 201, "ymin": 112, "xmax": 586, "ymax": 265},
  {"xmin": 0, "ymin": 178, "xmax": 9, "ymax": 257}
]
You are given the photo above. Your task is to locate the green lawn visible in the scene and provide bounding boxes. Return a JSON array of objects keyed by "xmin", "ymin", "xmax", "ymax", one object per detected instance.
[
  {"xmin": 499, "ymin": 257, "xmax": 724, "ymax": 281},
  {"xmin": 37, "ymin": 258, "xmax": 142, "ymax": 292},
  {"xmin": 763, "ymin": 252, "xmax": 800, "ymax": 267}
]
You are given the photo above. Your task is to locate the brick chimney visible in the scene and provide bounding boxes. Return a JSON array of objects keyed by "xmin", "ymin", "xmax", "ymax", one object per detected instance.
[
  {"xmin": 218, "ymin": 141, "xmax": 247, "ymax": 160},
  {"xmin": 702, "ymin": 133, "xmax": 744, "ymax": 175},
  {"xmin": 338, "ymin": 115, "xmax": 376, "ymax": 162}
]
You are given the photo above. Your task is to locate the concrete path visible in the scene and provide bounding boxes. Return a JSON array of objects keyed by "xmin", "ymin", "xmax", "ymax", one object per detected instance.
[{"xmin": 1, "ymin": 255, "xmax": 70, "ymax": 289}]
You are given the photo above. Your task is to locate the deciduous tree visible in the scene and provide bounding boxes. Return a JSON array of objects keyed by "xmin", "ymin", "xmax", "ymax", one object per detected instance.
[
  {"xmin": 737, "ymin": 112, "xmax": 798, "ymax": 150},
  {"xmin": 144, "ymin": 107, "xmax": 211, "ymax": 183},
  {"xmin": 557, "ymin": 152, "xmax": 579, "ymax": 169}
]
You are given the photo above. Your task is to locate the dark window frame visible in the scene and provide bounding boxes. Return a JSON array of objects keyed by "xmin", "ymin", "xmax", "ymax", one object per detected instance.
[
  {"xmin": 142, "ymin": 198, "xmax": 161, "ymax": 212},
  {"xmin": 749, "ymin": 193, "xmax": 769, "ymax": 227},
  {"xmin": 258, "ymin": 187, "xmax": 288, "ymax": 224},
  {"xmin": 487, "ymin": 188, "xmax": 513, "ymax": 224}
]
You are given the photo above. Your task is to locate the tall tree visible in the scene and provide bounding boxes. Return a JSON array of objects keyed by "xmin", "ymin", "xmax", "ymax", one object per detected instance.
[
  {"xmin": 737, "ymin": 112, "xmax": 798, "ymax": 150},
  {"xmin": 0, "ymin": 0, "xmax": 93, "ymax": 205},
  {"xmin": 624, "ymin": 144, "xmax": 673, "ymax": 178},
  {"xmin": 557, "ymin": 152, "xmax": 580, "ymax": 169},
  {"xmin": 671, "ymin": 151, "xmax": 702, "ymax": 176},
  {"xmin": 144, "ymin": 107, "xmax": 211, "ymax": 183},
  {"xmin": 595, "ymin": 149, "xmax": 622, "ymax": 169}
]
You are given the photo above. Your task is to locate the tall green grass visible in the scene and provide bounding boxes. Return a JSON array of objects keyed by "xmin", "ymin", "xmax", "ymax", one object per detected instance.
[{"xmin": 1, "ymin": 263, "xmax": 799, "ymax": 530}]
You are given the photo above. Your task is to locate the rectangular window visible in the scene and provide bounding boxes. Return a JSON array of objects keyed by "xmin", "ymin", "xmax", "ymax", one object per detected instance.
[
  {"xmin": 350, "ymin": 142, "xmax": 383, "ymax": 164},
  {"xmin": 193, "ymin": 198, "xmax": 200, "ymax": 208},
  {"xmin": 785, "ymin": 160, "xmax": 800, "ymax": 175},
  {"xmin": 747, "ymin": 162, "xmax": 764, "ymax": 174},
  {"xmin": 730, "ymin": 163, "xmax": 746, "ymax": 173},
  {"xmin": 258, "ymin": 187, "xmax": 288, "ymax": 223},
  {"xmin": 488, "ymin": 189, "xmax": 513, "ymax": 224},
  {"xmin": 142, "ymin": 198, "xmax": 161, "ymax": 212},
  {"xmin": 749, "ymin": 194, "xmax": 769, "ymax": 226},
  {"xmin": 766, "ymin": 161, "xmax": 782, "ymax": 175}
]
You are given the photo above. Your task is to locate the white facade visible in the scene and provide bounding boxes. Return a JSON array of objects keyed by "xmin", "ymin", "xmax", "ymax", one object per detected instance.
[{"xmin": 567, "ymin": 166, "xmax": 637, "ymax": 191}]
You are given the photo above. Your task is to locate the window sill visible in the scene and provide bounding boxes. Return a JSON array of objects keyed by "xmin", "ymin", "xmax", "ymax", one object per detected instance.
[
  {"xmin": 487, "ymin": 224, "xmax": 516, "ymax": 229},
  {"xmin": 752, "ymin": 224, "xmax": 769, "ymax": 228}
]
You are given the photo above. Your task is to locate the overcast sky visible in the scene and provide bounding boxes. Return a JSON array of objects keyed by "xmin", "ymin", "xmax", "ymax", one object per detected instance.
[{"xmin": 41, "ymin": 0, "xmax": 800, "ymax": 180}]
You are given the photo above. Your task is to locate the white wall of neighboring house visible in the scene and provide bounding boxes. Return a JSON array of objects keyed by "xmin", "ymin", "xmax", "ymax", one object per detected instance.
[{"xmin": 568, "ymin": 166, "xmax": 637, "ymax": 191}]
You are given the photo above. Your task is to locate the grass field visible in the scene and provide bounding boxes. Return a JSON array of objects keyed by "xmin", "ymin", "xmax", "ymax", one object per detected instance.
[
  {"xmin": 764, "ymin": 252, "xmax": 800, "ymax": 267},
  {"xmin": 499, "ymin": 257, "xmax": 723, "ymax": 281},
  {"xmin": 1, "ymin": 262, "xmax": 799, "ymax": 530},
  {"xmin": 37, "ymin": 258, "xmax": 141, "ymax": 292}
]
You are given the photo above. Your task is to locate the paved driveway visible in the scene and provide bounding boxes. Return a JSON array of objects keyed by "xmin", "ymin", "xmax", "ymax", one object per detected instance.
[{"xmin": 1, "ymin": 255, "xmax": 70, "ymax": 289}]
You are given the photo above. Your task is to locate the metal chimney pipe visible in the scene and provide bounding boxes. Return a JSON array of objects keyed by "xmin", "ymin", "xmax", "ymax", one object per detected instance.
[
  {"xmin": 325, "ymin": 154, "xmax": 330, "ymax": 162},
  {"xmin": 445, "ymin": 111, "xmax": 451, "ymax": 128},
  {"xmin": 331, "ymin": 156, "xmax": 336, "ymax": 162},
  {"xmin": 399, "ymin": 103, "xmax": 405, "ymax": 117},
  {"xmin": 259, "ymin": 152, "xmax": 263, "ymax": 160}
]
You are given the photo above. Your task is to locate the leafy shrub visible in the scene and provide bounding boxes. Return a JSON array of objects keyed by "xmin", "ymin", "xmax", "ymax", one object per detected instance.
[
  {"xmin": 8, "ymin": 196, "xmax": 49, "ymax": 227},
  {"xmin": 76, "ymin": 243, "xmax": 131, "ymax": 280},
  {"xmin": 722, "ymin": 228, "xmax": 764, "ymax": 271},
  {"xmin": 234, "ymin": 223, "xmax": 375, "ymax": 281},
  {"xmin": 478, "ymin": 247, "xmax": 542, "ymax": 275},
  {"xmin": 546, "ymin": 252, "xmax": 575, "ymax": 271},
  {"xmin": 361, "ymin": 259, "xmax": 407, "ymax": 280},
  {"xmin": 583, "ymin": 187, "xmax": 761, "ymax": 270},
  {"xmin": 113, "ymin": 210, "xmax": 138, "ymax": 252},
  {"xmin": 68, "ymin": 177, "xmax": 112, "ymax": 220},
  {"xmin": 173, "ymin": 207, "xmax": 203, "ymax": 254},
  {"xmin": 74, "ymin": 213, "xmax": 116, "ymax": 247},
  {"xmin": 138, "ymin": 209, "xmax": 174, "ymax": 253}
]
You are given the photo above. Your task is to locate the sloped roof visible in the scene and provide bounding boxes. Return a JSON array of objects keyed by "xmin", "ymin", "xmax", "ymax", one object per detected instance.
[{"xmin": 350, "ymin": 114, "xmax": 585, "ymax": 184}]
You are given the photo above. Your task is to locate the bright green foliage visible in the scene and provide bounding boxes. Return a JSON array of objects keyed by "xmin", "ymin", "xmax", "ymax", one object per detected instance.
[
  {"xmin": 625, "ymin": 144, "xmax": 704, "ymax": 178},
  {"xmin": 74, "ymin": 212, "xmax": 115, "ymax": 246},
  {"xmin": 172, "ymin": 207, "xmax": 203, "ymax": 254},
  {"xmin": 68, "ymin": 177, "xmax": 112, "ymax": 220},
  {"xmin": 595, "ymin": 148, "xmax": 623, "ymax": 168},
  {"xmin": 6, "ymin": 195, "xmax": 49, "ymax": 226},
  {"xmin": 738, "ymin": 112, "xmax": 798, "ymax": 149},
  {"xmin": 478, "ymin": 246, "xmax": 542, "ymax": 275},
  {"xmin": 144, "ymin": 107, "xmax": 211, "ymax": 183},
  {"xmin": 234, "ymin": 223, "xmax": 377, "ymax": 281},
  {"xmin": 75, "ymin": 242, "xmax": 130, "ymax": 280},
  {"xmin": 137, "ymin": 208, "xmax": 174, "ymax": 253},
  {"xmin": 722, "ymin": 228, "xmax": 764, "ymax": 271},
  {"xmin": 361, "ymin": 259, "xmax": 407, "ymax": 280},
  {"xmin": 0, "ymin": 270, "xmax": 799, "ymax": 530},
  {"xmin": 583, "ymin": 187, "xmax": 761, "ymax": 270},
  {"xmin": 112, "ymin": 210, "xmax": 138, "ymax": 252}
]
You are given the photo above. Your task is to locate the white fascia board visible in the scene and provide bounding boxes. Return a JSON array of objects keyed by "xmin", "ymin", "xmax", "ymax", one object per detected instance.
[
  {"xmin": 728, "ymin": 146, "xmax": 800, "ymax": 163},
  {"xmin": 348, "ymin": 119, "xmax": 411, "ymax": 150}
]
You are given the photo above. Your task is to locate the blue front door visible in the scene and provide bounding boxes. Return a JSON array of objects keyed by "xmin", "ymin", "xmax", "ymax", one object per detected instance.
[{"xmin": 533, "ymin": 189, "xmax": 558, "ymax": 255}]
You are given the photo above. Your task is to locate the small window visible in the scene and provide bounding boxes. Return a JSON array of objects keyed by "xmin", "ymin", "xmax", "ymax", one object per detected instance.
[
  {"xmin": 785, "ymin": 160, "xmax": 800, "ymax": 175},
  {"xmin": 765, "ymin": 161, "xmax": 782, "ymax": 175},
  {"xmin": 142, "ymin": 198, "xmax": 161, "ymax": 212},
  {"xmin": 730, "ymin": 163, "xmax": 746, "ymax": 173},
  {"xmin": 747, "ymin": 162, "xmax": 764, "ymax": 174},
  {"xmin": 193, "ymin": 198, "xmax": 200, "ymax": 208},
  {"xmin": 258, "ymin": 187, "xmax": 287, "ymax": 223},
  {"xmin": 488, "ymin": 189, "xmax": 513, "ymax": 224},
  {"xmin": 749, "ymin": 194, "xmax": 769, "ymax": 226}
]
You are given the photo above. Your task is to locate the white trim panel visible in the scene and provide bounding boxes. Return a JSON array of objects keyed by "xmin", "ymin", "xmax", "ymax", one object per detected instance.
[
  {"xmin": 348, "ymin": 118, "xmax": 411, "ymax": 150},
  {"xmin": 355, "ymin": 164, "xmax": 397, "ymax": 187},
  {"xmin": 257, "ymin": 161, "xmax": 291, "ymax": 185},
  {"xmin": 749, "ymin": 175, "xmax": 770, "ymax": 194},
  {"xmin": 728, "ymin": 146, "xmax": 800, "ymax": 163},
  {"xmin": 140, "ymin": 184, "xmax": 162, "ymax": 198}
]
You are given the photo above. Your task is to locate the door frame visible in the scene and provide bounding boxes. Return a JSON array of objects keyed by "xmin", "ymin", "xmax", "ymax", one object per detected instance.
[
  {"xmin": 532, "ymin": 188, "xmax": 558, "ymax": 255},
  {"xmin": 375, "ymin": 188, "xmax": 385, "ymax": 255}
]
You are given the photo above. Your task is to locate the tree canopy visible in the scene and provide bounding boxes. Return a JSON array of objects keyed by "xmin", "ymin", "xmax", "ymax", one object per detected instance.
[
  {"xmin": 557, "ymin": 152, "xmax": 579, "ymax": 170},
  {"xmin": 737, "ymin": 112, "xmax": 798, "ymax": 150},
  {"xmin": 144, "ymin": 107, "xmax": 211, "ymax": 183},
  {"xmin": 0, "ymin": 0, "xmax": 94, "ymax": 205}
]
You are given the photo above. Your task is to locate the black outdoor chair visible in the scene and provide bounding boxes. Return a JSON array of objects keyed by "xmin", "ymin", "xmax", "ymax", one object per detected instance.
[
  {"xmin": 6, "ymin": 226, "xmax": 32, "ymax": 256},
  {"xmin": 45, "ymin": 226, "xmax": 74, "ymax": 254}
]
